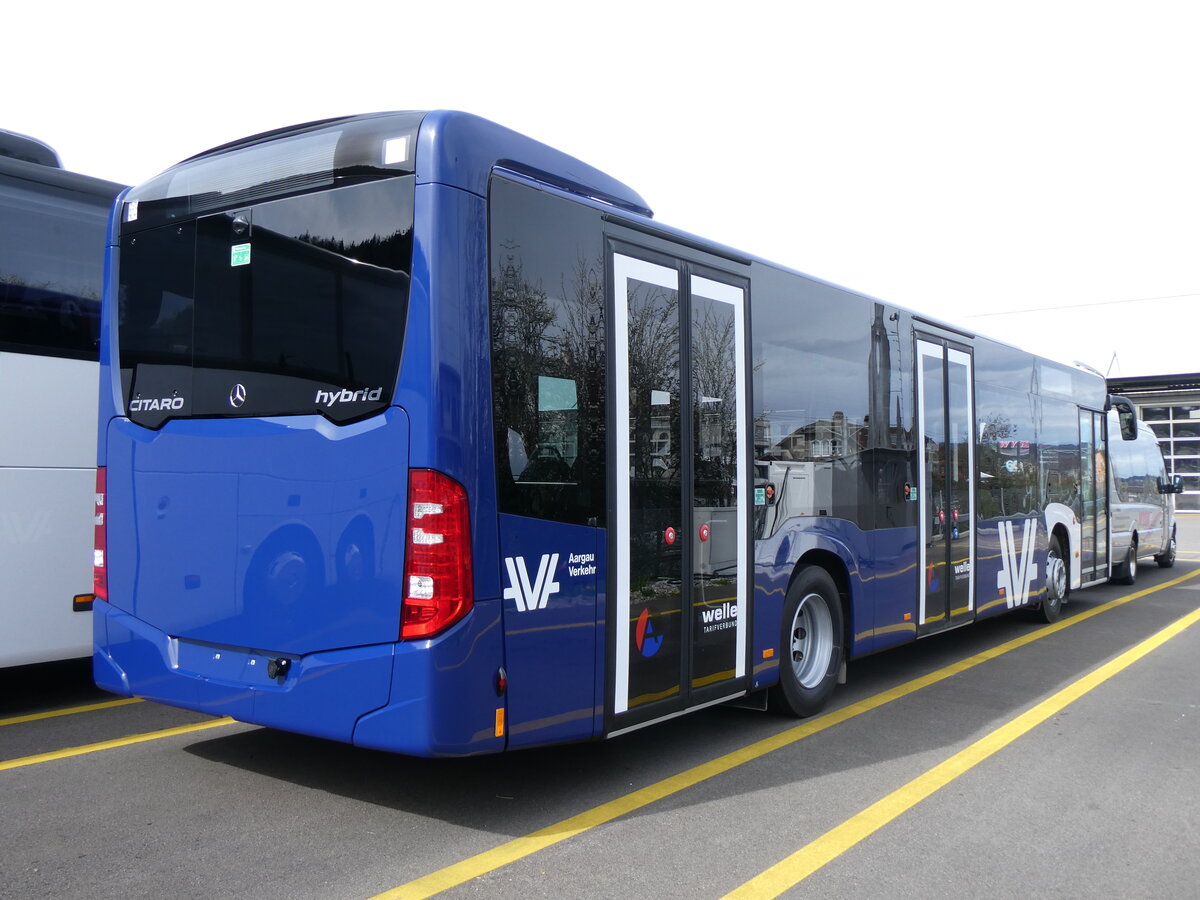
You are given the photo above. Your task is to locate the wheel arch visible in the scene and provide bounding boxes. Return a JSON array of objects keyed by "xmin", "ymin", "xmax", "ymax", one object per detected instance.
[
  {"xmin": 1044, "ymin": 501, "xmax": 1080, "ymax": 589},
  {"xmin": 789, "ymin": 548, "xmax": 853, "ymax": 660}
]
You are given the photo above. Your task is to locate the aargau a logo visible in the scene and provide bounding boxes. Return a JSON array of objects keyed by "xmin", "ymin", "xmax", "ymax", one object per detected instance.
[
  {"xmin": 228, "ymin": 383, "xmax": 247, "ymax": 408},
  {"xmin": 997, "ymin": 518, "xmax": 1038, "ymax": 608},
  {"xmin": 504, "ymin": 554, "xmax": 560, "ymax": 612}
]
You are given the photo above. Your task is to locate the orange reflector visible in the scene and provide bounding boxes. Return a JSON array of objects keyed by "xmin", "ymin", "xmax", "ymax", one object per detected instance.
[
  {"xmin": 903, "ymin": 612, "xmax": 912, "ymax": 621},
  {"xmin": 73, "ymin": 593, "xmax": 95, "ymax": 612},
  {"xmin": 495, "ymin": 708, "xmax": 505, "ymax": 738},
  {"xmin": 762, "ymin": 648, "xmax": 775, "ymax": 659}
]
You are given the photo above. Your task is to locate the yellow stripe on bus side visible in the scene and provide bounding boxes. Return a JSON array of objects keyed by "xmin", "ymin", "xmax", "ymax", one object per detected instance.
[
  {"xmin": 371, "ymin": 569, "xmax": 1200, "ymax": 900},
  {"xmin": 0, "ymin": 717, "xmax": 236, "ymax": 771},
  {"xmin": 0, "ymin": 697, "xmax": 143, "ymax": 728},
  {"xmin": 723, "ymin": 599, "xmax": 1200, "ymax": 898}
]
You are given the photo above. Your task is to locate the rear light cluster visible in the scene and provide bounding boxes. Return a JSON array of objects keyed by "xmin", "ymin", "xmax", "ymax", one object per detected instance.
[
  {"xmin": 401, "ymin": 469, "xmax": 473, "ymax": 639},
  {"xmin": 93, "ymin": 467, "xmax": 108, "ymax": 602}
]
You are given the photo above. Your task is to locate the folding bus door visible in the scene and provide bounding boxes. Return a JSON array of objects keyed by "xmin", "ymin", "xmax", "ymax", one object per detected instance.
[
  {"xmin": 608, "ymin": 247, "xmax": 749, "ymax": 734},
  {"xmin": 1078, "ymin": 408, "xmax": 1109, "ymax": 582},
  {"xmin": 917, "ymin": 338, "xmax": 976, "ymax": 632}
]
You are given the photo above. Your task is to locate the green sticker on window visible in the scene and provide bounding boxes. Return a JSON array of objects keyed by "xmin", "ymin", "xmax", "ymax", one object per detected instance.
[
  {"xmin": 755, "ymin": 487, "xmax": 766, "ymax": 506},
  {"xmin": 231, "ymin": 243, "xmax": 251, "ymax": 267}
]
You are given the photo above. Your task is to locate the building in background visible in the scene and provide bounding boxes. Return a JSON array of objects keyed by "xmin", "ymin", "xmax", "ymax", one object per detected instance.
[{"xmin": 1107, "ymin": 373, "xmax": 1200, "ymax": 513}]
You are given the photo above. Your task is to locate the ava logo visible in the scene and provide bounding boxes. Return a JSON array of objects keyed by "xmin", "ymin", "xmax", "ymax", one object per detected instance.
[
  {"xmin": 503, "ymin": 554, "xmax": 560, "ymax": 612},
  {"xmin": 635, "ymin": 607, "xmax": 663, "ymax": 657},
  {"xmin": 997, "ymin": 518, "xmax": 1039, "ymax": 608}
]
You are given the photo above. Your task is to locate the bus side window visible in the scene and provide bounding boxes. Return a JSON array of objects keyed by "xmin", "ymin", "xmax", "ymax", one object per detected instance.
[
  {"xmin": 488, "ymin": 175, "xmax": 606, "ymax": 527},
  {"xmin": 0, "ymin": 178, "xmax": 107, "ymax": 359}
]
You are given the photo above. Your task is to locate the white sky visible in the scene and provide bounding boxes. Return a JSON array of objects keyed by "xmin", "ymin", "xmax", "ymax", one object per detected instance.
[{"xmin": 8, "ymin": 1, "xmax": 1197, "ymax": 378}]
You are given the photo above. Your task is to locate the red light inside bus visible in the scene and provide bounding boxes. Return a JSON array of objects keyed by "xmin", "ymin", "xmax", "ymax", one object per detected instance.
[
  {"xmin": 93, "ymin": 467, "xmax": 108, "ymax": 602},
  {"xmin": 400, "ymin": 469, "xmax": 473, "ymax": 639}
]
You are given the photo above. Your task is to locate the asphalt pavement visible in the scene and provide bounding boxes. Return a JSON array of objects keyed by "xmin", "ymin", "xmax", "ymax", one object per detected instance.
[{"xmin": 3, "ymin": 516, "xmax": 1198, "ymax": 899}]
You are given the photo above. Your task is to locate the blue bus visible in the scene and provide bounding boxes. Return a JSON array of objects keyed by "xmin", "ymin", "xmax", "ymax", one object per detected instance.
[
  {"xmin": 91, "ymin": 111, "xmax": 1164, "ymax": 755},
  {"xmin": 1, "ymin": 129, "xmax": 123, "ymax": 668}
]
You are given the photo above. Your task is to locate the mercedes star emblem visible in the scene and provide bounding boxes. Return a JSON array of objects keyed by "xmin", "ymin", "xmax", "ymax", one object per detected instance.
[{"xmin": 229, "ymin": 383, "xmax": 247, "ymax": 408}]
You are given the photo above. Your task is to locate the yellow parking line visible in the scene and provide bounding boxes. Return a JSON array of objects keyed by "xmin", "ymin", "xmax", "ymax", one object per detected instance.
[
  {"xmin": 371, "ymin": 570, "xmax": 1200, "ymax": 900},
  {"xmin": 0, "ymin": 697, "xmax": 143, "ymax": 727},
  {"xmin": 0, "ymin": 717, "xmax": 235, "ymax": 771},
  {"xmin": 723, "ymin": 600, "xmax": 1200, "ymax": 898}
]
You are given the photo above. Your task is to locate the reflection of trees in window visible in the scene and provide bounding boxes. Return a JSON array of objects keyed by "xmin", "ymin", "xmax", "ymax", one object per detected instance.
[
  {"xmin": 489, "ymin": 236, "xmax": 607, "ymax": 525},
  {"xmin": 1038, "ymin": 397, "xmax": 1082, "ymax": 510},
  {"xmin": 291, "ymin": 230, "xmax": 411, "ymax": 271},
  {"xmin": 627, "ymin": 279, "xmax": 680, "ymax": 481},
  {"xmin": 491, "ymin": 241, "xmax": 555, "ymax": 463},
  {"xmin": 976, "ymin": 392, "xmax": 1038, "ymax": 518},
  {"xmin": 692, "ymin": 297, "xmax": 736, "ymax": 507}
]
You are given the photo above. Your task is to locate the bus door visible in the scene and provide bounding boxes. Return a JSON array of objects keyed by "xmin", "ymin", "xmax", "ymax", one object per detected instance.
[
  {"xmin": 608, "ymin": 248, "xmax": 749, "ymax": 732},
  {"xmin": 916, "ymin": 338, "xmax": 976, "ymax": 632},
  {"xmin": 1078, "ymin": 409, "xmax": 1108, "ymax": 581}
]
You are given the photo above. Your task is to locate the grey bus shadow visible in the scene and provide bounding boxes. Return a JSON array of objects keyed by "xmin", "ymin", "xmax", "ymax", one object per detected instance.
[{"xmin": 181, "ymin": 583, "xmax": 1147, "ymax": 839}]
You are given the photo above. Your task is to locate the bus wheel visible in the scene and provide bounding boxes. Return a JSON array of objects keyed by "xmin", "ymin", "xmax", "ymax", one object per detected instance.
[
  {"xmin": 1037, "ymin": 535, "xmax": 1067, "ymax": 623},
  {"xmin": 772, "ymin": 567, "xmax": 844, "ymax": 717},
  {"xmin": 1113, "ymin": 539, "xmax": 1138, "ymax": 585},
  {"xmin": 1155, "ymin": 533, "xmax": 1177, "ymax": 569}
]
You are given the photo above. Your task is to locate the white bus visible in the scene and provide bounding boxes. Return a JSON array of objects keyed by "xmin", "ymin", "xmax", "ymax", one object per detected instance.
[
  {"xmin": 0, "ymin": 129, "xmax": 123, "ymax": 667},
  {"xmin": 1107, "ymin": 409, "xmax": 1180, "ymax": 583}
]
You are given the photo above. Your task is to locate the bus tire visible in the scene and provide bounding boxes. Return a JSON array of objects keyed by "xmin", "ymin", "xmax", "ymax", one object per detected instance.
[
  {"xmin": 1155, "ymin": 531, "xmax": 1177, "ymax": 569},
  {"xmin": 1037, "ymin": 534, "xmax": 1067, "ymax": 623},
  {"xmin": 772, "ymin": 566, "xmax": 844, "ymax": 718},
  {"xmin": 1113, "ymin": 538, "xmax": 1138, "ymax": 585}
]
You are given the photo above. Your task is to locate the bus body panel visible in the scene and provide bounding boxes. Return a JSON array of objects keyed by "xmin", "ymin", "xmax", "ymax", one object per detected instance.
[
  {"xmin": 413, "ymin": 110, "xmax": 650, "ymax": 216},
  {"xmin": 498, "ymin": 513, "xmax": 603, "ymax": 749},
  {"xmin": 974, "ymin": 514, "xmax": 1049, "ymax": 619},
  {"xmin": 96, "ymin": 187, "xmax": 131, "ymax": 455},
  {"xmin": 351, "ymin": 601, "xmax": 505, "ymax": 757},
  {"xmin": 401, "ymin": 180, "xmax": 501, "ymax": 607},
  {"xmin": 0, "ymin": 351, "xmax": 97, "ymax": 666},
  {"xmin": 861, "ymin": 527, "xmax": 922, "ymax": 655},
  {"xmin": 103, "ymin": 410, "xmax": 410, "ymax": 656}
]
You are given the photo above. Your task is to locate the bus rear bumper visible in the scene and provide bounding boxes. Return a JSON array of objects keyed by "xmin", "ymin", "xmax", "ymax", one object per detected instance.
[
  {"xmin": 92, "ymin": 599, "xmax": 392, "ymax": 743},
  {"xmin": 91, "ymin": 599, "xmax": 506, "ymax": 757}
]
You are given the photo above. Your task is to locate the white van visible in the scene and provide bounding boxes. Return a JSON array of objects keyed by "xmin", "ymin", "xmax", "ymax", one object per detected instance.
[{"xmin": 1107, "ymin": 409, "xmax": 1181, "ymax": 584}]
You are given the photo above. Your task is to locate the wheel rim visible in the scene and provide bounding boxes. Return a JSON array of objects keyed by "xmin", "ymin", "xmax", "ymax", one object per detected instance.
[
  {"xmin": 1168, "ymin": 538, "xmax": 1177, "ymax": 564},
  {"xmin": 1046, "ymin": 551, "xmax": 1067, "ymax": 605},
  {"xmin": 1129, "ymin": 548, "xmax": 1138, "ymax": 579},
  {"xmin": 790, "ymin": 592, "xmax": 834, "ymax": 689}
]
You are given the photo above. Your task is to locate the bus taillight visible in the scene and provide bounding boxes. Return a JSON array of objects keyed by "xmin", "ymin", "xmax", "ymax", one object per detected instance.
[
  {"xmin": 401, "ymin": 469, "xmax": 473, "ymax": 639},
  {"xmin": 93, "ymin": 467, "xmax": 107, "ymax": 602}
]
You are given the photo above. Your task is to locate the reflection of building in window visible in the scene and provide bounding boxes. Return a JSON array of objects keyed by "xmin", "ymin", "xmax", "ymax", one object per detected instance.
[
  {"xmin": 756, "ymin": 411, "xmax": 865, "ymax": 462},
  {"xmin": 697, "ymin": 397, "xmax": 729, "ymax": 463},
  {"xmin": 651, "ymin": 421, "xmax": 671, "ymax": 471},
  {"xmin": 536, "ymin": 375, "xmax": 578, "ymax": 468}
]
